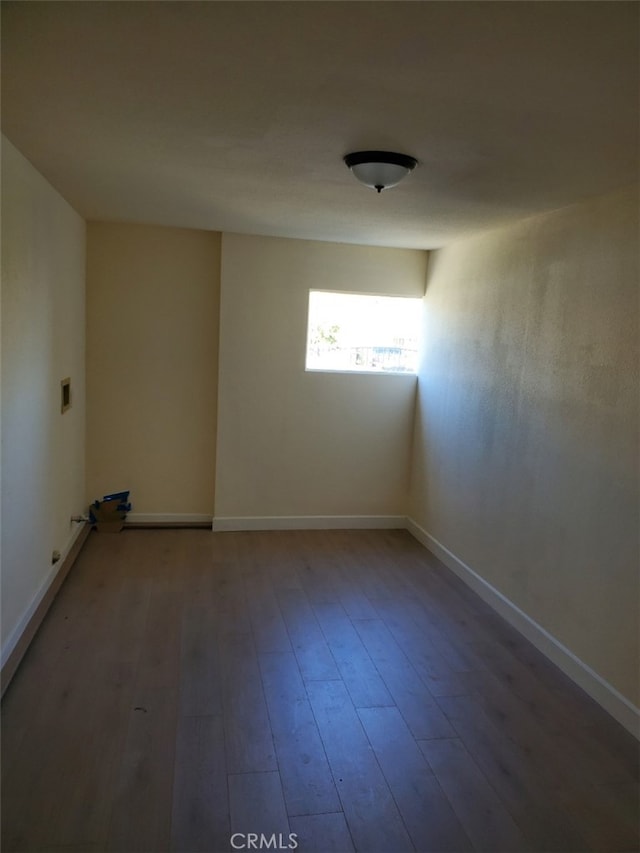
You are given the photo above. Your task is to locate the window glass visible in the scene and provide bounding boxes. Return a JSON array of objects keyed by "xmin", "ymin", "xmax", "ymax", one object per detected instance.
[{"xmin": 306, "ymin": 291, "xmax": 421, "ymax": 374}]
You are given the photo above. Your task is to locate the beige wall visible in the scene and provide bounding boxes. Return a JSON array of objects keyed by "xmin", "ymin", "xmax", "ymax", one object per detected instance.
[
  {"xmin": 409, "ymin": 187, "xmax": 639, "ymax": 705},
  {"xmin": 216, "ymin": 234, "xmax": 426, "ymax": 520},
  {"xmin": 1, "ymin": 137, "xmax": 86, "ymax": 657},
  {"xmin": 86, "ymin": 223, "xmax": 220, "ymax": 517}
]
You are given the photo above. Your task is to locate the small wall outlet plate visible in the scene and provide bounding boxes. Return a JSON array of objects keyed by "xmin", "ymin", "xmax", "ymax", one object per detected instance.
[{"xmin": 61, "ymin": 377, "xmax": 71, "ymax": 413}]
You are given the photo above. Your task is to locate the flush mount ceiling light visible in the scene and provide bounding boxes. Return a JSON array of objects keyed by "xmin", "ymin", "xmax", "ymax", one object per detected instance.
[{"xmin": 344, "ymin": 150, "xmax": 418, "ymax": 193}]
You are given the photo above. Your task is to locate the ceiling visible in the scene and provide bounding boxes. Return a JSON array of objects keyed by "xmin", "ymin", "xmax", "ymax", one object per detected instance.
[{"xmin": 2, "ymin": 1, "xmax": 638, "ymax": 250}]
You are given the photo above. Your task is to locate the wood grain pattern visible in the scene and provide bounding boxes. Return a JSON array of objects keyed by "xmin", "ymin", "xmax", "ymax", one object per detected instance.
[
  {"xmin": 419, "ymin": 737, "xmax": 533, "ymax": 852},
  {"xmin": 220, "ymin": 632, "xmax": 277, "ymax": 775},
  {"xmin": 228, "ymin": 771, "xmax": 289, "ymax": 838},
  {"xmin": 275, "ymin": 587, "xmax": 340, "ymax": 682},
  {"xmin": 2, "ymin": 528, "xmax": 637, "ymax": 853},
  {"xmin": 288, "ymin": 812, "xmax": 355, "ymax": 852},
  {"xmin": 306, "ymin": 678, "xmax": 414, "ymax": 852},
  {"xmin": 312, "ymin": 602, "xmax": 394, "ymax": 708},
  {"xmin": 170, "ymin": 714, "xmax": 229, "ymax": 853},
  {"xmin": 358, "ymin": 706, "xmax": 473, "ymax": 851},
  {"xmin": 435, "ymin": 692, "xmax": 590, "ymax": 851},
  {"xmin": 258, "ymin": 650, "xmax": 341, "ymax": 817},
  {"xmin": 353, "ymin": 617, "xmax": 456, "ymax": 739}
]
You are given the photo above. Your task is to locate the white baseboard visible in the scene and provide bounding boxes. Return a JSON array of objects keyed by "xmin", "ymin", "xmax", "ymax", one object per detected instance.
[
  {"xmin": 406, "ymin": 517, "xmax": 640, "ymax": 738},
  {"xmin": 125, "ymin": 513, "xmax": 213, "ymax": 526},
  {"xmin": 1, "ymin": 521, "xmax": 88, "ymax": 670},
  {"xmin": 212, "ymin": 515, "xmax": 407, "ymax": 532}
]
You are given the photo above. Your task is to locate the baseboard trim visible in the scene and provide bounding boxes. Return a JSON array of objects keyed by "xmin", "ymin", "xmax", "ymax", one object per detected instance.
[
  {"xmin": 406, "ymin": 517, "xmax": 640, "ymax": 738},
  {"xmin": 125, "ymin": 513, "xmax": 213, "ymax": 528},
  {"xmin": 212, "ymin": 515, "xmax": 407, "ymax": 532},
  {"xmin": 1, "ymin": 521, "xmax": 91, "ymax": 696}
]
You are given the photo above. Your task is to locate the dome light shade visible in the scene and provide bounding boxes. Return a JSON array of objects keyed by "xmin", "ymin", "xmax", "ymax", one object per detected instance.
[{"xmin": 344, "ymin": 150, "xmax": 417, "ymax": 193}]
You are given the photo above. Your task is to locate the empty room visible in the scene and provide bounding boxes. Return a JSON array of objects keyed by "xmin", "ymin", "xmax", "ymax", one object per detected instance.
[{"xmin": 1, "ymin": 2, "xmax": 638, "ymax": 852}]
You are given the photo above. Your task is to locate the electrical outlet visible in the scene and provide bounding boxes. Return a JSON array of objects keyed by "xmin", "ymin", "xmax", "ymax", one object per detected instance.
[{"xmin": 61, "ymin": 377, "xmax": 71, "ymax": 413}]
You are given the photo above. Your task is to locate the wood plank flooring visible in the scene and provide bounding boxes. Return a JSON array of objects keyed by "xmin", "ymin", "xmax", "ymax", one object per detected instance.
[{"xmin": 1, "ymin": 528, "xmax": 638, "ymax": 852}]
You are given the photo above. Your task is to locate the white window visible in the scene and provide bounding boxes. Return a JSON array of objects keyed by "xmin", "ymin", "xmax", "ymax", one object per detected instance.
[{"xmin": 305, "ymin": 291, "xmax": 421, "ymax": 374}]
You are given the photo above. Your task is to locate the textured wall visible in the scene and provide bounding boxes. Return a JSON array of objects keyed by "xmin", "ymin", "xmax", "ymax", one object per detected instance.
[
  {"xmin": 86, "ymin": 223, "xmax": 220, "ymax": 515},
  {"xmin": 216, "ymin": 234, "xmax": 426, "ymax": 519},
  {"xmin": 1, "ymin": 137, "xmax": 86, "ymax": 654},
  {"xmin": 410, "ymin": 187, "xmax": 639, "ymax": 705}
]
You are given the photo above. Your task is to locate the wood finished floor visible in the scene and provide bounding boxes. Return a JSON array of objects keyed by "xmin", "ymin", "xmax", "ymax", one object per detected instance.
[{"xmin": 1, "ymin": 528, "xmax": 638, "ymax": 853}]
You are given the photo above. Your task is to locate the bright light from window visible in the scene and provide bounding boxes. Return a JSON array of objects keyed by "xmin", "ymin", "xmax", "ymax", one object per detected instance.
[{"xmin": 306, "ymin": 291, "xmax": 421, "ymax": 374}]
